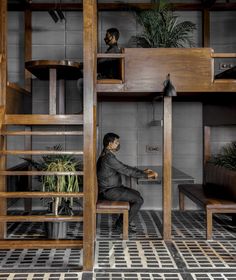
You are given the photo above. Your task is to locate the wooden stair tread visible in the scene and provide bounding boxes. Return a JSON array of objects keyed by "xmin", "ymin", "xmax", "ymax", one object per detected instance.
[
  {"xmin": 4, "ymin": 114, "xmax": 83, "ymax": 125},
  {"xmin": 0, "ymin": 191, "xmax": 83, "ymax": 198},
  {"xmin": 0, "ymin": 240, "xmax": 83, "ymax": 249},
  {"xmin": 0, "ymin": 215, "xmax": 83, "ymax": 222},
  {"xmin": 0, "ymin": 150, "xmax": 83, "ymax": 155},
  {"xmin": 1, "ymin": 131, "xmax": 83, "ymax": 136},
  {"xmin": 0, "ymin": 171, "xmax": 83, "ymax": 176}
]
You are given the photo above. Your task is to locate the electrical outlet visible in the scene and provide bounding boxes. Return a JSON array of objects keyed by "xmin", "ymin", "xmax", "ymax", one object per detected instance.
[
  {"xmin": 219, "ymin": 63, "xmax": 234, "ymax": 70},
  {"xmin": 146, "ymin": 145, "xmax": 159, "ymax": 153}
]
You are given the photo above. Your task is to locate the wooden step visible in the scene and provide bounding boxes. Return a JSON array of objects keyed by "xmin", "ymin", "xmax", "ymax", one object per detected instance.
[
  {"xmin": 0, "ymin": 171, "xmax": 83, "ymax": 176},
  {"xmin": 0, "ymin": 191, "xmax": 83, "ymax": 198},
  {"xmin": 1, "ymin": 131, "xmax": 83, "ymax": 136},
  {"xmin": 0, "ymin": 240, "xmax": 83, "ymax": 249},
  {"xmin": 4, "ymin": 114, "xmax": 83, "ymax": 125},
  {"xmin": 0, "ymin": 150, "xmax": 83, "ymax": 155},
  {"xmin": 0, "ymin": 215, "xmax": 83, "ymax": 222}
]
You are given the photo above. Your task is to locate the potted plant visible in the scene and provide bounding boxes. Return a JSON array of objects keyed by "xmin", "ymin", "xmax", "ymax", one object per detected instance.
[
  {"xmin": 130, "ymin": 0, "xmax": 196, "ymax": 48},
  {"xmin": 204, "ymin": 141, "xmax": 236, "ymax": 201},
  {"xmin": 210, "ymin": 141, "xmax": 236, "ymax": 171},
  {"xmin": 23, "ymin": 145, "xmax": 82, "ymax": 239}
]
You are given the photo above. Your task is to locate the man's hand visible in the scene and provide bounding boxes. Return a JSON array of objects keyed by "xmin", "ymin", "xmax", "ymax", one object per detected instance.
[{"xmin": 144, "ymin": 168, "xmax": 158, "ymax": 179}]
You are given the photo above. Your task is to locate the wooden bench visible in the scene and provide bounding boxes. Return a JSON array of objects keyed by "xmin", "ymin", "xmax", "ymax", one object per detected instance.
[
  {"xmin": 96, "ymin": 200, "xmax": 129, "ymax": 240},
  {"xmin": 178, "ymin": 184, "xmax": 236, "ymax": 240}
]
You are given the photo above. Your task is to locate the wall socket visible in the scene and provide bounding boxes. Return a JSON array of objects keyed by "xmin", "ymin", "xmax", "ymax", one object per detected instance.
[
  {"xmin": 146, "ymin": 145, "xmax": 159, "ymax": 153},
  {"xmin": 219, "ymin": 63, "xmax": 234, "ymax": 70}
]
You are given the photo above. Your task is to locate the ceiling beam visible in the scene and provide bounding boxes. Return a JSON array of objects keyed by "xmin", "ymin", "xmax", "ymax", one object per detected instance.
[{"xmin": 7, "ymin": 2, "xmax": 236, "ymax": 12}]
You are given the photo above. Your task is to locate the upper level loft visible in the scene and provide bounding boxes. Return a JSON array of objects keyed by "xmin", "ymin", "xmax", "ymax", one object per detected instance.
[{"xmin": 96, "ymin": 48, "xmax": 236, "ymax": 100}]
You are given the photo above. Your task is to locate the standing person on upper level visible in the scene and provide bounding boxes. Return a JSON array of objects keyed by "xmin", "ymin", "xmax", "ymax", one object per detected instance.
[{"xmin": 97, "ymin": 132, "xmax": 158, "ymax": 233}]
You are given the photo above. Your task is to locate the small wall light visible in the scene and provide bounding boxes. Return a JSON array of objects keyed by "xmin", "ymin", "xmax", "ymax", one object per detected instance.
[
  {"xmin": 48, "ymin": 9, "xmax": 59, "ymax": 23},
  {"xmin": 56, "ymin": 9, "xmax": 65, "ymax": 21}
]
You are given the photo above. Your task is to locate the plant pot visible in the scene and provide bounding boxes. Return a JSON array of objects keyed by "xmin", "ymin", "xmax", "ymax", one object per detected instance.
[{"xmin": 45, "ymin": 221, "xmax": 68, "ymax": 239}]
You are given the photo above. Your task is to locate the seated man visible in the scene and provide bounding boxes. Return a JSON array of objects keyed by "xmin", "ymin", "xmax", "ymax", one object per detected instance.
[{"xmin": 97, "ymin": 132, "xmax": 158, "ymax": 233}]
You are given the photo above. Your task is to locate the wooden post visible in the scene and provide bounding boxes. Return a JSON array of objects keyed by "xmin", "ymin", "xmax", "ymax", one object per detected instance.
[
  {"xmin": 49, "ymin": 69, "xmax": 57, "ymax": 115},
  {"xmin": 162, "ymin": 96, "xmax": 172, "ymax": 241},
  {"xmin": 83, "ymin": 0, "xmax": 97, "ymax": 271},
  {"xmin": 204, "ymin": 126, "xmax": 211, "ymax": 165},
  {"xmin": 24, "ymin": 8, "xmax": 32, "ymax": 91},
  {"xmin": 202, "ymin": 9, "xmax": 210, "ymax": 47},
  {"xmin": 0, "ymin": 0, "xmax": 7, "ymax": 238}
]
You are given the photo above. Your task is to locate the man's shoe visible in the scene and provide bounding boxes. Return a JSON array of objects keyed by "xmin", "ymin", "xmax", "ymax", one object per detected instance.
[
  {"xmin": 128, "ymin": 225, "xmax": 137, "ymax": 233},
  {"xmin": 129, "ymin": 222, "xmax": 136, "ymax": 230}
]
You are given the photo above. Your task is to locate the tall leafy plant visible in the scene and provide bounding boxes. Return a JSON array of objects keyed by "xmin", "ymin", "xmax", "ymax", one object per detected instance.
[
  {"xmin": 211, "ymin": 142, "xmax": 236, "ymax": 171},
  {"xmin": 23, "ymin": 145, "xmax": 82, "ymax": 216},
  {"xmin": 132, "ymin": 0, "xmax": 196, "ymax": 48}
]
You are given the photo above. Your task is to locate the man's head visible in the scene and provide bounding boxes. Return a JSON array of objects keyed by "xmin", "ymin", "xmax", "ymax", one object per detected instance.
[
  {"xmin": 104, "ymin": 28, "xmax": 120, "ymax": 46},
  {"xmin": 103, "ymin": 132, "xmax": 120, "ymax": 152}
]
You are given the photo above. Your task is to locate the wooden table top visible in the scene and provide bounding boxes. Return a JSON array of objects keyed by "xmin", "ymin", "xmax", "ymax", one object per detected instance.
[
  {"xmin": 25, "ymin": 60, "xmax": 83, "ymax": 80},
  {"xmin": 137, "ymin": 166, "xmax": 195, "ymax": 185}
]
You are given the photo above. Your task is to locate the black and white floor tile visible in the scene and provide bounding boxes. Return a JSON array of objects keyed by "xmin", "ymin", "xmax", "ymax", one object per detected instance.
[{"xmin": 1, "ymin": 210, "xmax": 236, "ymax": 280}]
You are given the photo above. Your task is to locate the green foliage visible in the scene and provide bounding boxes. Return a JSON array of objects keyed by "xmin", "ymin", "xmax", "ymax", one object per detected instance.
[
  {"xmin": 210, "ymin": 142, "xmax": 236, "ymax": 171},
  {"xmin": 23, "ymin": 145, "xmax": 82, "ymax": 215},
  {"xmin": 132, "ymin": 0, "xmax": 196, "ymax": 48}
]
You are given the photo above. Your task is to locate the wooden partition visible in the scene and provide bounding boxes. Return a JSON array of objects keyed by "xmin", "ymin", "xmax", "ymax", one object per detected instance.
[{"xmin": 97, "ymin": 48, "xmax": 236, "ymax": 94}]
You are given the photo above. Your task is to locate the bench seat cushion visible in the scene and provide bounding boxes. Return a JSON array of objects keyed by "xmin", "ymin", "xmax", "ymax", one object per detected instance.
[{"xmin": 96, "ymin": 200, "xmax": 130, "ymax": 210}]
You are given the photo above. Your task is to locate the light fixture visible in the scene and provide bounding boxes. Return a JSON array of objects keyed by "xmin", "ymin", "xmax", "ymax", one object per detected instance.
[
  {"xmin": 48, "ymin": 0, "xmax": 65, "ymax": 23},
  {"xmin": 163, "ymin": 73, "xmax": 177, "ymax": 97},
  {"xmin": 56, "ymin": 9, "xmax": 65, "ymax": 21},
  {"xmin": 48, "ymin": 9, "xmax": 59, "ymax": 23}
]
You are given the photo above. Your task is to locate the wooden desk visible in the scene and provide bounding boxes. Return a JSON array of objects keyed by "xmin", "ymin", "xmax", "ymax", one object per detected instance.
[
  {"xmin": 137, "ymin": 166, "xmax": 195, "ymax": 185},
  {"xmin": 25, "ymin": 60, "xmax": 82, "ymax": 114}
]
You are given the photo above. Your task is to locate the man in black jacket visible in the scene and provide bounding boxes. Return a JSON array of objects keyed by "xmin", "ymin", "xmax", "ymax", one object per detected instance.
[
  {"xmin": 77, "ymin": 28, "xmax": 122, "ymax": 112},
  {"xmin": 97, "ymin": 132, "xmax": 158, "ymax": 232}
]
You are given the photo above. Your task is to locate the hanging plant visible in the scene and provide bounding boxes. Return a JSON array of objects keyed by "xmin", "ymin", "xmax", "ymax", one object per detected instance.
[{"xmin": 131, "ymin": 0, "xmax": 196, "ymax": 48}]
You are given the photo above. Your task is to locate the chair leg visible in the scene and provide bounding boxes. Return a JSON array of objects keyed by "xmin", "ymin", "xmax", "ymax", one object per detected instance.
[
  {"xmin": 179, "ymin": 191, "xmax": 185, "ymax": 211},
  {"xmin": 123, "ymin": 211, "xmax": 129, "ymax": 240},
  {"xmin": 206, "ymin": 209, "xmax": 213, "ymax": 240}
]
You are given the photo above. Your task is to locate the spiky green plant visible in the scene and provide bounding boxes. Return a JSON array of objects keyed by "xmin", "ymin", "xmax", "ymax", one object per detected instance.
[
  {"xmin": 132, "ymin": 0, "xmax": 196, "ymax": 48},
  {"xmin": 23, "ymin": 145, "xmax": 82, "ymax": 216},
  {"xmin": 211, "ymin": 142, "xmax": 236, "ymax": 171}
]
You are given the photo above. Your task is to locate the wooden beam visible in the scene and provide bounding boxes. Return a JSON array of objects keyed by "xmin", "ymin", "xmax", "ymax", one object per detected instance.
[
  {"xmin": 8, "ymin": 2, "xmax": 236, "ymax": 11},
  {"xmin": 24, "ymin": 7, "xmax": 32, "ymax": 91},
  {"xmin": 4, "ymin": 114, "xmax": 83, "ymax": 125},
  {"xmin": 83, "ymin": 0, "xmax": 97, "ymax": 271},
  {"xmin": 0, "ymin": 239, "xmax": 83, "ymax": 249},
  {"xmin": 0, "ymin": 0, "xmax": 7, "ymax": 239},
  {"xmin": 163, "ymin": 96, "xmax": 172, "ymax": 241}
]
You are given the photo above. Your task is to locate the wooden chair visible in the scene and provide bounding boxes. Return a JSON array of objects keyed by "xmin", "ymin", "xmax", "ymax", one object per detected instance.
[{"xmin": 96, "ymin": 200, "xmax": 129, "ymax": 240}]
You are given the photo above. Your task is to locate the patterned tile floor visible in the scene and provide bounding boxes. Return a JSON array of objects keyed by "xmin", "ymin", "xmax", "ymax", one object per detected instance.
[{"xmin": 0, "ymin": 210, "xmax": 235, "ymax": 280}]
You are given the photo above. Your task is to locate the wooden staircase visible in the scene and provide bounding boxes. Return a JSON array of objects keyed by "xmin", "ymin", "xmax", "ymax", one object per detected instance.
[
  {"xmin": 0, "ymin": 111, "xmax": 94, "ymax": 266},
  {"xmin": 0, "ymin": 0, "xmax": 97, "ymax": 270}
]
